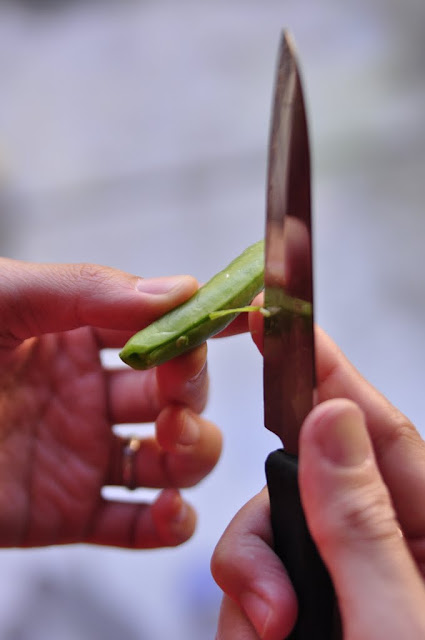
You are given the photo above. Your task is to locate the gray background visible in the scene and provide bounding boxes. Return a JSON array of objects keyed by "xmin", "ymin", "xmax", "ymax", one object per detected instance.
[{"xmin": 0, "ymin": 1, "xmax": 424, "ymax": 638}]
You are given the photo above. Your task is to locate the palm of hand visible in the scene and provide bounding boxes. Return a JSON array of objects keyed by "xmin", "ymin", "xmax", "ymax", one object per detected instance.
[{"xmin": 0, "ymin": 327, "xmax": 112, "ymax": 547}]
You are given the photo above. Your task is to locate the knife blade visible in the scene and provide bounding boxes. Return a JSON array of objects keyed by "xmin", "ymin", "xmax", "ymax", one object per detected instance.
[{"xmin": 263, "ymin": 31, "xmax": 341, "ymax": 639}]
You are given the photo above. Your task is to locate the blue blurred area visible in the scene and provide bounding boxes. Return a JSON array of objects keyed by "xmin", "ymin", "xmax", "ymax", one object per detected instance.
[{"xmin": 0, "ymin": 1, "xmax": 425, "ymax": 638}]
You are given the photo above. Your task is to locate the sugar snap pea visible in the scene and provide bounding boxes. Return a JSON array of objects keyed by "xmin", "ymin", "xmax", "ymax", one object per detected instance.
[{"xmin": 119, "ymin": 239, "xmax": 264, "ymax": 370}]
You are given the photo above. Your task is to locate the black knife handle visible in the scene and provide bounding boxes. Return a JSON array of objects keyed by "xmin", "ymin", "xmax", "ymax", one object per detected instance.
[{"xmin": 265, "ymin": 449, "xmax": 342, "ymax": 639}]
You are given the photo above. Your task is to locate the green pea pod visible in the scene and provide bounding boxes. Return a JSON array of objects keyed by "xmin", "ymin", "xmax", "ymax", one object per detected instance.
[{"xmin": 119, "ymin": 239, "xmax": 264, "ymax": 370}]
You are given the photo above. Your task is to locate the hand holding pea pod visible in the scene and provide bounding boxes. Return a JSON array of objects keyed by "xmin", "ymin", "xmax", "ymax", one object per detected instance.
[
  {"xmin": 119, "ymin": 240, "xmax": 265, "ymax": 370},
  {"xmin": 0, "ymin": 257, "xmax": 223, "ymax": 549}
]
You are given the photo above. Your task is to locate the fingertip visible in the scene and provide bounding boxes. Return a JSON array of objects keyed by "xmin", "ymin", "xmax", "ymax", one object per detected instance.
[
  {"xmin": 156, "ymin": 406, "xmax": 201, "ymax": 450},
  {"xmin": 183, "ymin": 341, "xmax": 208, "ymax": 375},
  {"xmin": 240, "ymin": 590, "xmax": 298, "ymax": 640},
  {"xmin": 157, "ymin": 343, "xmax": 209, "ymax": 414},
  {"xmin": 151, "ymin": 489, "xmax": 197, "ymax": 546},
  {"xmin": 216, "ymin": 596, "xmax": 259, "ymax": 640},
  {"xmin": 133, "ymin": 275, "xmax": 199, "ymax": 326},
  {"xmin": 248, "ymin": 313, "xmax": 263, "ymax": 354},
  {"xmin": 301, "ymin": 399, "xmax": 372, "ymax": 472},
  {"xmin": 178, "ymin": 341, "xmax": 208, "ymax": 381},
  {"xmin": 156, "ymin": 407, "xmax": 223, "ymax": 486},
  {"xmin": 166, "ymin": 274, "xmax": 199, "ymax": 305}
]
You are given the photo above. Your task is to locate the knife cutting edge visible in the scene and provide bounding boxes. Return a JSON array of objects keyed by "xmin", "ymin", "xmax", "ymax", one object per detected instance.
[{"xmin": 263, "ymin": 31, "xmax": 341, "ymax": 639}]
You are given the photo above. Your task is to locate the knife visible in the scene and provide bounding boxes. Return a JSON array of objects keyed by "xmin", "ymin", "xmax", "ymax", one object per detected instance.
[{"xmin": 263, "ymin": 31, "xmax": 341, "ymax": 639}]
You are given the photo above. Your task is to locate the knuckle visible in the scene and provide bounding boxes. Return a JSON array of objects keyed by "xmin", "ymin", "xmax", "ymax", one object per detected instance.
[
  {"xmin": 375, "ymin": 410, "xmax": 421, "ymax": 454},
  {"xmin": 210, "ymin": 544, "xmax": 227, "ymax": 583},
  {"xmin": 211, "ymin": 534, "xmax": 264, "ymax": 596},
  {"xmin": 342, "ymin": 487, "xmax": 399, "ymax": 543},
  {"xmin": 211, "ymin": 540, "xmax": 240, "ymax": 589},
  {"xmin": 319, "ymin": 482, "xmax": 401, "ymax": 547},
  {"xmin": 68, "ymin": 263, "xmax": 117, "ymax": 325},
  {"xmin": 73, "ymin": 263, "xmax": 113, "ymax": 286}
]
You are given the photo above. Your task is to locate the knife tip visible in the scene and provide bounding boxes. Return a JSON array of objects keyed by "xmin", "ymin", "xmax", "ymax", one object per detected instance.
[{"xmin": 281, "ymin": 29, "xmax": 298, "ymax": 58}]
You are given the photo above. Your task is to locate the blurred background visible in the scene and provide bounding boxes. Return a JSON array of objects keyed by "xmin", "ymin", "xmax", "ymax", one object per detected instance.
[{"xmin": 1, "ymin": 0, "xmax": 425, "ymax": 637}]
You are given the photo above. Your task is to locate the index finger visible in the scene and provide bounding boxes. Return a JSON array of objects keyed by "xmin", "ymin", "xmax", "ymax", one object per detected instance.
[
  {"xmin": 250, "ymin": 309, "xmax": 425, "ymax": 540},
  {"xmin": 314, "ymin": 327, "xmax": 425, "ymax": 541},
  {"xmin": 211, "ymin": 487, "xmax": 297, "ymax": 639}
]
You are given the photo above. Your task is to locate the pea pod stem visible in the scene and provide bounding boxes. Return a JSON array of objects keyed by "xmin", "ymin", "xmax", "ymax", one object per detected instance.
[{"xmin": 209, "ymin": 306, "xmax": 271, "ymax": 320}]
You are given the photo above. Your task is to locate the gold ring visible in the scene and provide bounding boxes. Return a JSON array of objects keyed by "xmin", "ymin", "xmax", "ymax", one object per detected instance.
[{"xmin": 122, "ymin": 437, "xmax": 140, "ymax": 490}]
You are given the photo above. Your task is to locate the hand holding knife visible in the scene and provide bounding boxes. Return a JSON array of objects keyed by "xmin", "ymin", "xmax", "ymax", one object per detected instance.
[{"xmin": 263, "ymin": 31, "xmax": 341, "ymax": 639}]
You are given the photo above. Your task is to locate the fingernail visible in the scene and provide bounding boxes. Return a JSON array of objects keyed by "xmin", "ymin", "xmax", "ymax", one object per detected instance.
[
  {"xmin": 178, "ymin": 412, "xmax": 200, "ymax": 446},
  {"xmin": 136, "ymin": 276, "xmax": 187, "ymax": 295},
  {"xmin": 188, "ymin": 357, "xmax": 207, "ymax": 386},
  {"xmin": 169, "ymin": 493, "xmax": 193, "ymax": 541},
  {"xmin": 315, "ymin": 400, "xmax": 371, "ymax": 467},
  {"xmin": 171, "ymin": 497, "xmax": 189, "ymax": 524},
  {"xmin": 240, "ymin": 592, "xmax": 271, "ymax": 637}
]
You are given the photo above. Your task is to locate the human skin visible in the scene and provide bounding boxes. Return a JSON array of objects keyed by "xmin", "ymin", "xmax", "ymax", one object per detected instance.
[
  {"xmin": 0, "ymin": 258, "xmax": 222, "ymax": 549},
  {"xmin": 212, "ymin": 310, "xmax": 425, "ymax": 640}
]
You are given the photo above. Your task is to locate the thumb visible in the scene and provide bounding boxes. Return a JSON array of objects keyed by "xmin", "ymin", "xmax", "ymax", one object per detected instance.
[
  {"xmin": 0, "ymin": 257, "xmax": 198, "ymax": 346},
  {"xmin": 299, "ymin": 399, "xmax": 425, "ymax": 640}
]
